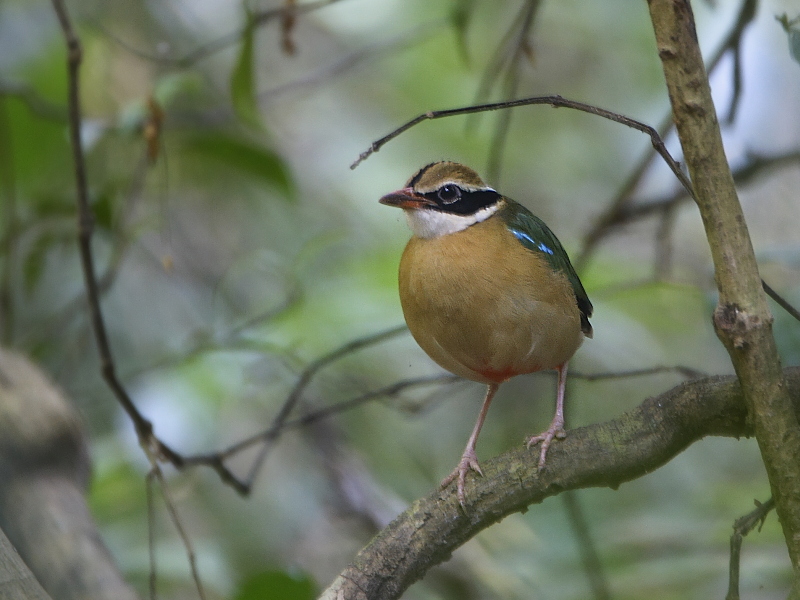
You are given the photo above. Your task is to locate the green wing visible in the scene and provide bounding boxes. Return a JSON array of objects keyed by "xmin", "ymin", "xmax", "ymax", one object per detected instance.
[{"xmin": 501, "ymin": 200, "xmax": 593, "ymax": 336}]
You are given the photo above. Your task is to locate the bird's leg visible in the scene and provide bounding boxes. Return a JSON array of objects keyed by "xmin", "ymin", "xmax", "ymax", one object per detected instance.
[
  {"xmin": 526, "ymin": 362, "xmax": 569, "ymax": 469},
  {"xmin": 441, "ymin": 382, "xmax": 500, "ymax": 508}
]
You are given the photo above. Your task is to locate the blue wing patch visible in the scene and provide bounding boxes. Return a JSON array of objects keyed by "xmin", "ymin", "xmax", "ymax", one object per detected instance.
[{"xmin": 510, "ymin": 228, "xmax": 554, "ymax": 255}]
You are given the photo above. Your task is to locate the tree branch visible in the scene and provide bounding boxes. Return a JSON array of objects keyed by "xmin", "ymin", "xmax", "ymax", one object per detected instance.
[
  {"xmin": 647, "ymin": 0, "xmax": 800, "ymax": 578},
  {"xmin": 319, "ymin": 367, "xmax": 800, "ymax": 600}
]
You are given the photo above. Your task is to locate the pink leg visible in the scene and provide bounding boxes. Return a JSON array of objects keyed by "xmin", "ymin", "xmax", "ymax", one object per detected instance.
[
  {"xmin": 441, "ymin": 382, "xmax": 500, "ymax": 508},
  {"xmin": 526, "ymin": 362, "xmax": 568, "ymax": 469}
]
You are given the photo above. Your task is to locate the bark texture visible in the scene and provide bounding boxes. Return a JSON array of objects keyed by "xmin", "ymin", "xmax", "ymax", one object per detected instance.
[
  {"xmin": 319, "ymin": 368, "xmax": 800, "ymax": 600},
  {"xmin": 647, "ymin": 0, "xmax": 800, "ymax": 580}
]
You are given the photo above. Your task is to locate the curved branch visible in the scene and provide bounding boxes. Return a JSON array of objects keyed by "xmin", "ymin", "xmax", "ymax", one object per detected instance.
[{"xmin": 319, "ymin": 367, "xmax": 800, "ymax": 600}]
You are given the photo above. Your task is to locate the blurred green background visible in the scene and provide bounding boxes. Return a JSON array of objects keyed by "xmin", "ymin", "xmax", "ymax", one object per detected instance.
[{"xmin": 1, "ymin": 0, "xmax": 800, "ymax": 598}]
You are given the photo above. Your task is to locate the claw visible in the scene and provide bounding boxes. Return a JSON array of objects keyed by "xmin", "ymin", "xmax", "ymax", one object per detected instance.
[
  {"xmin": 526, "ymin": 362, "xmax": 569, "ymax": 470},
  {"xmin": 441, "ymin": 448, "xmax": 483, "ymax": 508},
  {"xmin": 526, "ymin": 425, "xmax": 566, "ymax": 469}
]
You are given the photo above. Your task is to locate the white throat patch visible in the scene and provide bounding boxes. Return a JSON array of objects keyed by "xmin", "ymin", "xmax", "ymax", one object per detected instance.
[{"xmin": 404, "ymin": 202, "xmax": 500, "ymax": 239}]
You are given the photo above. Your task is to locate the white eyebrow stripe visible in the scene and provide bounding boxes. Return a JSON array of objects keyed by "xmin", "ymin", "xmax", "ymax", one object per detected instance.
[{"xmin": 416, "ymin": 182, "xmax": 496, "ymax": 195}]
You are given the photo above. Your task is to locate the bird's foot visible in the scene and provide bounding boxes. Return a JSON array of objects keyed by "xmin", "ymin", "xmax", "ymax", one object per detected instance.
[
  {"xmin": 526, "ymin": 425, "xmax": 566, "ymax": 470},
  {"xmin": 441, "ymin": 449, "xmax": 483, "ymax": 509}
]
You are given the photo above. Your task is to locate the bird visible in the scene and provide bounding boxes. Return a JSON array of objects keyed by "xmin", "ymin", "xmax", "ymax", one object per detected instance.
[{"xmin": 379, "ymin": 161, "xmax": 592, "ymax": 507}]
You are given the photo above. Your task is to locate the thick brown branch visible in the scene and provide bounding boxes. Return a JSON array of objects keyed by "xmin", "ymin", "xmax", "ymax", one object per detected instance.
[
  {"xmin": 648, "ymin": 0, "xmax": 800, "ymax": 578},
  {"xmin": 319, "ymin": 367, "xmax": 800, "ymax": 600}
]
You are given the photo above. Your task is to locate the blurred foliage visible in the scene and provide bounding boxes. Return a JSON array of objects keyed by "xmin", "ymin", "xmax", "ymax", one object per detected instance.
[
  {"xmin": 1, "ymin": 0, "xmax": 800, "ymax": 598},
  {"xmin": 233, "ymin": 570, "xmax": 315, "ymax": 600},
  {"xmin": 777, "ymin": 12, "xmax": 800, "ymax": 65}
]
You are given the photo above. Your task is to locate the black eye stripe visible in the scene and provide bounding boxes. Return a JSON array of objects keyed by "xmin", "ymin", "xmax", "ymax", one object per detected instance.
[{"xmin": 422, "ymin": 188, "xmax": 501, "ymax": 215}]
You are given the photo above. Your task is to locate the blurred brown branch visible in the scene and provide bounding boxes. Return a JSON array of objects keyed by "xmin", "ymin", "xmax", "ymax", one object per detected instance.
[
  {"xmin": 471, "ymin": 0, "xmax": 542, "ymax": 183},
  {"xmin": 562, "ymin": 491, "xmax": 611, "ymax": 600},
  {"xmin": 146, "ymin": 467, "xmax": 207, "ymax": 600},
  {"xmin": 0, "ymin": 349, "xmax": 140, "ymax": 600},
  {"xmin": 0, "ymin": 80, "xmax": 67, "ymax": 122},
  {"xmin": 581, "ymin": 148, "xmax": 800, "ymax": 256},
  {"xmin": 319, "ymin": 367, "xmax": 800, "ymax": 600},
  {"xmin": 577, "ymin": 0, "xmax": 759, "ymax": 269},
  {"xmin": 99, "ymin": 0, "xmax": 348, "ymax": 68}
]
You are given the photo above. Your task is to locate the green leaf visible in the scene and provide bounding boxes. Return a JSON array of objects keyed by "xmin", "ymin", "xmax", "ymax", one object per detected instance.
[
  {"xmin": 231, "ymin": 12, "xmax": 262, "ymax": 128},
  {"xmin": 181, "ymin": 132, "xmax": 293, "ymax": 198},
  {"xmin": 233, "ymin": 570, "xmax": 315, "ymax": 600}
]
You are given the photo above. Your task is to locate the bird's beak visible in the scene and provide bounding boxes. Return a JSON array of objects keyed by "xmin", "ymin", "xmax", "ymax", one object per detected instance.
[{"xmin": 379, "ymin": 187, "xmax": 432, "ymax": 209}]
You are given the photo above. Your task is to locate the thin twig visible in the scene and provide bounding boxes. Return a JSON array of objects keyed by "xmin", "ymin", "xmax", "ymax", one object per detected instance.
[
  {"xmin": 183, "ymin": 375, "xmax": 455, "ymax": 463},
  {"xmin": 485, "ymin": 0, "xmax": 542, "ymax": 184},
  {"xmin": 50, "ymin": 0, "xmax": 245, "ymax": 490},
  {"xmin": 238, "ymin": 326, "xmax": 407, "ymax": 487},
  {"xmin": 763, "ymin": 281, "xmax": 800, "ymax": 324},
  {"xmin": 570, "ymin": 365, "xmax": 705, "ymax": 381},
  {"xmin": 351, "ymin": 95, "xmax": 695, "ymax": 200},
  {"xmin": 151, "ymin": 466, "xmax": 207, "ymax": 600},
  {"xmin": 0, "ymin": 97, "xmax": 18, "ymax": 344},
  {"xmin": 146, "ymin": 471, "xmax": 158, "ymax": 600},
  {"xmin": 45, "ymin": 149, "xmax": 152, "ymax": 336},
  {"xmin": 586, "ymin": 149, "xmax": 800, "ymax": 234},
  {"xmin": 654, "ymin": 202, "xmax": 678, "ymax": 279},
  {"xmin": 577, "ymin": 0, "xmax": 760, "ymax": 267},
  {"xmin": 469, "ymin": 1, "xmax": 533, "ymax": 115},
  {"xmin": 722, "ymin": 0, "xmax": 758, "ymax": 124},
  {"xmin": 562, "ymin": 491, "xmax": 611, "ymax": 600},
  {"xmin": 726, "ymin": 497, "xmax": 775, "ymax": 600}
]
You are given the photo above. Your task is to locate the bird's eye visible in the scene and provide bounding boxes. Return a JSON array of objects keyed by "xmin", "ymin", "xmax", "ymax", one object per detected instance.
[{"xmin": 437, "ymin": 184, "xmax": 461, "ymax": 204}]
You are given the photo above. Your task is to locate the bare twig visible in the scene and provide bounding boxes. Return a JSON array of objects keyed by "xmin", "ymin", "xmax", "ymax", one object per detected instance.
[
  {"xmin": 50, "ymin": 0, "xmax": 244, "ymax": 489},
  {"xmin": 351, "ymin": 95, "xmax": 695, "ymax": 200},
  {"xmin": 562, "ymin": 491, "xmax": 611, "ymax": 600},
  {"xmin": 763, "ymin": 281, "xmax": 800, "ymax": 324},
  {"xmin": 583, "ymin": 148, "xmax": 800, "ymax": 240},
  {"xmin": 577, "ymin": 0, "xmax": 760, "ymax": 268},
  {"xmin": 570, "ymin": 365, "xmax": 705, "ymax": 381},
  {"xmin": 485, "ymin": 0, "xmax": 541, "ymax": 184},
  {"xmin": 469, "ymin": 1, "xmax": 535, "ymax": 113},
  {"xmin": 726, "ymin": 497, "xmax": 775, "ymax": 600},
  {"xmin": 238, "ymin": 324, "xmax": 407, "ymax": 486},
  {"xmin": 150, "ymin": 467, "xmax": 207, "ymax": 600},
  {"xmin": 0, "ymin": 97, "xmax": 18, "ymax": 344},
  {"xmin": 146, "ymin": 471, "xmax": 158, "ymax": 600},
  {"xmin": 721, "ymin": 0, "xmax": 758, "ymax": 123},
  {"xmin": 44, "ymin": 149, "xmax": 153, "ymax": 337},
  {"xmin": 654, "ymin": 202, "xmax": 678, "ymax": 279}
]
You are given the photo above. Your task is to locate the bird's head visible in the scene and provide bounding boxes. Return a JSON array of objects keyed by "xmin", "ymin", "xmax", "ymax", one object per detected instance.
[{"xmin": 379, "ymin": 161, "xmax": 503, "ymax": 239}]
